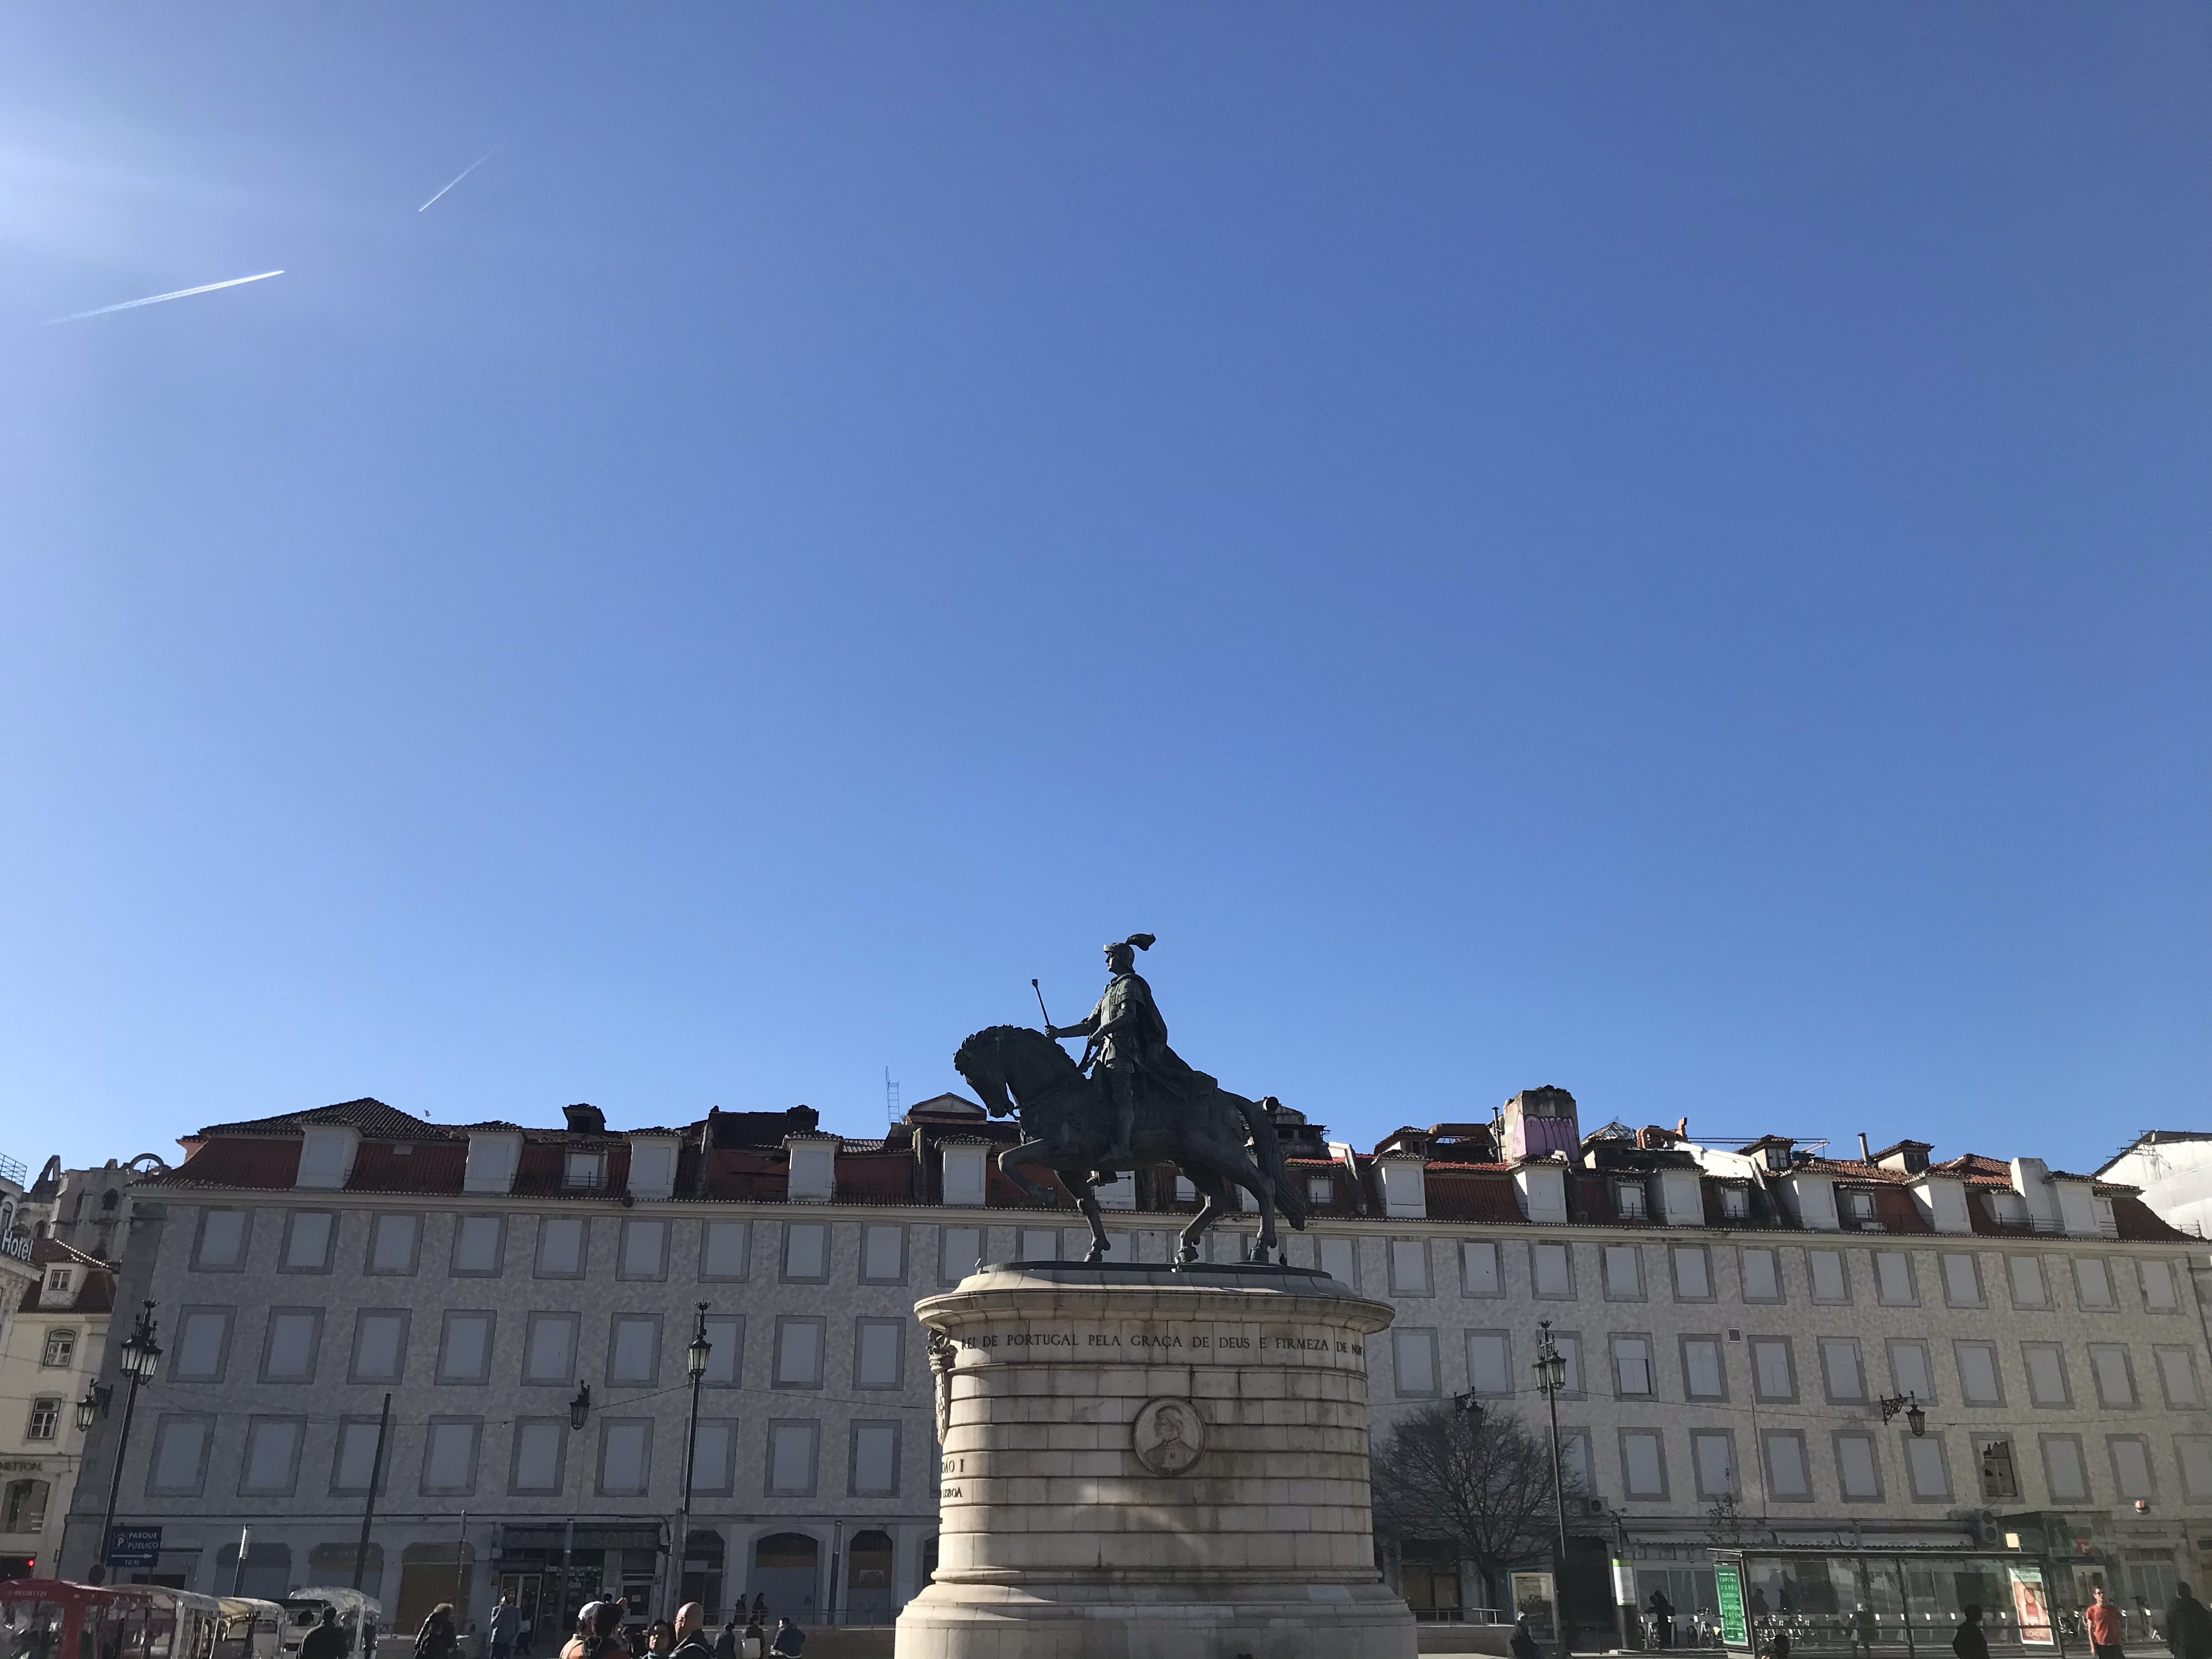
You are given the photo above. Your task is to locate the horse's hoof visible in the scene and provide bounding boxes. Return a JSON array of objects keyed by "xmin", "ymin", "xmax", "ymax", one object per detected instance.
[{"xmin": 1084, "ymin": 1249, "xmax": 1105, "ymax": 1265}]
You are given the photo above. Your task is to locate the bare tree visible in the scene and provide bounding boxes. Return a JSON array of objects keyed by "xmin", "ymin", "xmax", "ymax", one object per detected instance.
[{"xmin": 1371, "ymin": 1402, "xmax": 1584, "ymax": 1612}]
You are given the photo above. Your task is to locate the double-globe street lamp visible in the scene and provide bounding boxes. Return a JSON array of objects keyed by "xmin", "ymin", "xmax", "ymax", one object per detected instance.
[
  {"xmin": 671, "ymin": 1307, "xmax": 713, "ymax": 1619},
  {"xmin": 81, "ymin": 1301, "xmax": 162, "ymax": 1581},
  {"xmin": 1532, "ymin": 1320, "xmax": 1572, "ymax": 1653}
]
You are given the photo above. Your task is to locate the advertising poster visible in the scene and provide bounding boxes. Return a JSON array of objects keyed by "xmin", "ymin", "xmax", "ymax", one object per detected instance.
[
  {"xmin": 2009, "ymin": 1565, "xmax": 2055, "ymax": 1645},
  {"xmin": 1714, "ymin": 1562, "xmax": 1749, "ymax": 1648},
  {"xmin": 1510, "ymin": 1570, "xmax": 1558, "ymax": 1646}
]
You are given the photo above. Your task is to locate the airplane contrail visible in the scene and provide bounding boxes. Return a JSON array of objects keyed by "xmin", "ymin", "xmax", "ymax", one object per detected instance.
[
  {"xmin": 419, "ymin": 146, "xmax": 500, "ymax": 212},
  {"xmin": 46, "ymin": 269, "xmax": 286, "ymax": 325}
]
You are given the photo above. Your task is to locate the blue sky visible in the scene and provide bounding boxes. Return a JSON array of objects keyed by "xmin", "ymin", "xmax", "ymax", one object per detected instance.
[{"xmin": 3, "ymin": 6, "xmax": 2205, "ymax": 1176}]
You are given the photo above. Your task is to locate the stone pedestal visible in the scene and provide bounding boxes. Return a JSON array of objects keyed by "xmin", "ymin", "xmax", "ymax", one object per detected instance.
[{"xmin": 894, "ymin": 1260, "xmax": 1416, "ymax": 1659}]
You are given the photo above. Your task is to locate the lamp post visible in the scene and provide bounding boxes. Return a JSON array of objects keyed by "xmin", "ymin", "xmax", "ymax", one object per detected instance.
[
  {"xmin": 95, "ymin": 1301, "xmax": 161, "ymax": 1579},
  {"xmin": 673, "ymin": 1307, "xmax": 712, "ymax": 1618},
  {"xmin": 1533, "ymin": 1319, "xmax": 1571, "ymax": 1654},
  {"xmin": 1878, "ymin": 1394, "xmax": 1928, "ymax": 1437}
]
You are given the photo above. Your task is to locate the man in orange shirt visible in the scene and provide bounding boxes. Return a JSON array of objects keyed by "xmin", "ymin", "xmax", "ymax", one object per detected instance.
[{"xmin": 2089, "ymin": 1583, "xmax": 2126, "ymax": 1659}]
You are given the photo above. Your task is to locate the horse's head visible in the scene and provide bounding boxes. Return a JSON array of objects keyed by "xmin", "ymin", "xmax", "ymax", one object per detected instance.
[{"xmin": 952, "ymin": 1025, "xmax": 1077, "ymax": 1118}]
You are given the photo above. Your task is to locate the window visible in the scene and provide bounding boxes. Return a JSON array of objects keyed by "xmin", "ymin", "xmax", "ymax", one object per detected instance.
[
  {"xmin": 535, "ymin": 1217, "xmax": 586, "ymax": 1278},
  {"xmin": 2157, "ymin": 1348, "xmax": 2202, "ymax": 1408},
  {"xmin": 1844, "ymin": 1190, "xmax": 1878, "ymax": 1227},
  {"xmin": 1551, "ymin": 1334, "xmax": 1583, "ymax": 1396},
  {"xmin": 1955, "ymin": 1341, "xmax": 2002, "ymax": 1406},
  {"xmin": 2140, "ymin": 1259, "xmax": 2181, "ymax": 1312},
  {"xmin": 855, "ymin": 1320, "xmax": 904, "ymax": 1388},
  {"xmin": 597, "ymin": 1421, "xmax": 650, "ymax": 1495},
  {"xmin": 1613, "ymin": 1181, "xmax": 1649, "ymax": 1221},
  {"xmin": 25, "ymin": 1398, "xmax": 60, "ymax": 1441},
  {"xmin": 1462, "ymin": 1241, "xmax": 1502, "ymax": 1296},
  {"xmin": 1319, "ymin": 1237, "xmax": 1357, "ymax": 1286},
  {"xmin": 1873, "ymin": 1252, "xmax": 1915, "ymax": 1305},
  {"xmin": 702, "ymin": 1221, "xmax": 752, "ymax": 1280},
  {"xmin": 1835, "ymin": 1432, "xmax": 1881, "ymax": 1500},
  {"xmin": 522, "ymin": 1313, "xmax": 578, "ymax": 1385},
  {"xmin": 1533, "ymin": 1243, "xmax": 1573, "ymax": 1297},
  {"xmin": 351, "ymin": 1311, "xmax": 408, "ymax": 1383},
  {"xmin": 422, "ymin": 1419, "xmax": 481, "ymax": 1494},
  {"xmin": 40, "ymin": 1329, "xmax": 76, "ymax": 1368},
  {"xmin": 149, "ymin": 1418, "xmax": 212, "ymax": 1493},
  {"xmin": 2022, "ymin": 1344, "xmax": 2070, "ymax": 1407},
  {"xmin": 1390, "ymin": 1240, "xmax": 1431, "ymax": 1295},
  {"xmin": 1940, "ymin": 1254, "xmax": 1983, "ymax": 1308},
  {"xmin": 283, "ymin": 1212, "xmax": 335, "ymax": 1272},
  {"xmin": 1808, "ymin": 1250, "xmax": 1848, "ymax": 1304},
  {"xmin": 194, "ymin": 1209, "xmax": 249, "ymax": 1269},
  {"xmin": 1682, "ymin": 1337, "xmax": 1725, "ymax": 1401},
  {"xmin": 2074, "ymin": 1257, "xmax": 2117, "ymax": 1310},
  {"xmin": 1820, "ymin": 1339, "xmax": 1866, "ymax": 1404},
  {"xmin": 2108, "ymin": 1437, "xmax": 2155, "ymax": 1500},
  {"xmin": 1559, "ymin": 1431, "xmax": 1594, "ymax": 1493},
  {"xmin": 851, "ymin": 1422, "xmax": 899, "ymax": 1496},
  {"xmin": 1174, "ymin": 1176, "xmax": 1198, "ymax": 1203},
  {"xmin": 1306, "ymin": 1177, "xmax": 1334, "ymax": 1205},
  {"xmin": 2089, "ymin": 1345, "xmax": 2136, "ymax": 1407},
  {"xmin": 1740, "ymin": 1248, "xmax": 1781, "ymax": 1303},
  {"xmin": 1621, "ymin": 1430, "xmax": 1667, "ymax": 1498},
  {"xmin": 366, "ymin": 1214, "xmax": 419, "ymax": 1275},
  {"xmin": 2007, "ymin": 1256, "xmax": 2048, "ymax": 1309},
  {"xmin": 784, "ymin": 1223, "xmax": 829, "ymax": 1280},
  {"xmin": 618, "ymin": 1219, "xmax": 668, "ymax": 1281},
  {"xmin": 1612, "ymin": 1336, "xmax": 1654, "ymax": 1398},
  {"xmin": 701, "ymin": 1317, "xmax": 743, "ymax": 1386},
  {"xmin": 1671, "ymin": 1246, "xmax": 1712, "ymax": 1301},
  {"xmin": 1974, "ymin": 1435, "xmax": 2019, "ymax": 1501},
  {"xmin": 1602, "ymin": 1246, "xmax": 1643, "ymax": 1300},
  {"xmin": 775, "ymin": 1317, "xmax": 825, "ymax": 1387},
  {"xmin": 1394, "ymin": 1329, "xmax": 1439, "ymax": 1397},
  {"xmin": 2178, "ymin": 1438, "xmax": 2212, "ymax": 1500},
  {"xmin": 509, "ymin": 1421, "xmax": 565, "ymax": 1495},
  {"xmin": 333, "ymin": 1421, "xmax": 385, "ymax": 1493},
  {"xmin": 861, "ymin": 1226, "xmax": 905, "ymax": 1283},
  {"xmin": 1019, "ymin": 1228, "xmax": 1060, "ymax": 1262},
  {"xmin": 452, "ymin": 1216, "xmax": 503, "ymax": 1276},
  {"xmin": 1763, "ymin": 1432, "xmax": 1811, "ymax": 1500},
  {"xmin": 690, "ymin": 1421, "xmax": 735, "ymax": 1495},
  {"xmin": 173, "ymin": 1308, "xmax": 233, "ymax": 1381},
  {"xmin": 1905, "ymin": 1435, "xmax": 1950, "ymax": 1500},
  {"xmin": 1888, "ymin": 1341, "xmax": 1934, "ymax": 1404},
  {"xmin": 2041, "ymin": 1435, "xmax": 2089, "ymax": 1502},
  {"xmin": 1718, "ymin": 1184, "xmax": 1751, "ymax": 1221},
  {"xmin": 562, "ymin": 1151, "xmax": 605, "ymax": 1190},
  {"xmin": 262, "ymin": 1310, "xmax": 322, "ymax": 1383},
  {"xmin": 1751, "ymin": 1338, "xmax": 1795, "ymax": 1402},
  {"xmin": 437, "ymin": 1312, "xmax": 495, "ymax": 1384},
  {"xmin": 241, "ymin": 1419, "xmax": 303, "ymax": 1495},
  {"xmin": 609, "ymin": 1315, "xmax": 661, "ymax": 1385},
  {"xmin": 768, "ymin": 1421, "xmax": 820, "ymax": 1495},
  {"xmin": 1692, "ymin": 1432, "xmax": 1737, "ymax": 1498},
  {"xmin": 2, "ymin": 1480, "xmax": 49, "ymax": 1535},
  {"xmin": 44, "ymin": 1267, "xmax": 71, "ymax": 1294},
  {"xmin": 1466, "ymin": 1331, "xmax": 1513, "ymax": 1395}
]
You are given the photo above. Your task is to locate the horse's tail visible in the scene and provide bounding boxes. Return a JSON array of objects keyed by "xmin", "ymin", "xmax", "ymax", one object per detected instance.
[{"xmin": 1239, "ymin": 1094, "xmax": 1308, "ymax": 1230}]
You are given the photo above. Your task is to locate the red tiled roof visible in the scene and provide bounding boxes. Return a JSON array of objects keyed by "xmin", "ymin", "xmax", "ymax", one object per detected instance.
[{"xmin": 194, "ymin": 1098, "xmax": 459, "ymax": 1141}]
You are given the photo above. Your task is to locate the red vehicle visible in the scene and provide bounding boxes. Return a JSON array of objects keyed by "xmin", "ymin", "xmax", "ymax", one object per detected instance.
[{"xmin": 0, "ymin": 1579, "xmax": 224, "ymax": 1659}]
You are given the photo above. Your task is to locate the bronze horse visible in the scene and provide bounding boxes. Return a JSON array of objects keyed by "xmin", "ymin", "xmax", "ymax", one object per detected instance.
[{"xmin": 952, "ymin": 1025, "xmax": 1308, "ymax": 1266}]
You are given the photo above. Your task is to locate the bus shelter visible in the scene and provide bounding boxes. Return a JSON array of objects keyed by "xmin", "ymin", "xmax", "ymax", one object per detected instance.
[{"xmin": 1710, "ymin": 1547, "xmax": 2069, "ymax": 1658}]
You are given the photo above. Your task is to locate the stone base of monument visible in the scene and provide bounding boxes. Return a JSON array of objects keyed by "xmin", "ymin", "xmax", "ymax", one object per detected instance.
[{"xmin": 894, "ymin": 1260, "xmax": 1417, "ymax": 1659}]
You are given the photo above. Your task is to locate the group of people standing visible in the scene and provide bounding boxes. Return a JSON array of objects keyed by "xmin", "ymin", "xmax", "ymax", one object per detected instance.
[{"xmin": 397, "ymin": 1597, "xmax": 805, "ymax": 1659}]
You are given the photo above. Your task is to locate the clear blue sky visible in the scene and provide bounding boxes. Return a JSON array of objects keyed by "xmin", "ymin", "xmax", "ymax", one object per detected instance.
[{"xmin": 3, "ymin": 6, "xmax": 2205, "ymax": 1176}]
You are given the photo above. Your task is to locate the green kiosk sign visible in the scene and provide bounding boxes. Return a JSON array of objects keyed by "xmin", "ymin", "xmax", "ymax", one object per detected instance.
[{"xmin": 1713, "ymin": 1561, "xmax": 1748, "ymax": 1648}]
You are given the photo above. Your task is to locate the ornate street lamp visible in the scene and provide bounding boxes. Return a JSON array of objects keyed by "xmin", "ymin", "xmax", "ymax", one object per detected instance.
[
  {"xmin": 95, "ymin": 1302, "xmax": 161, "ymax": 1579},
  {"xmin": 1878, "ymin": 1393, "xmax": 1928, "ymax": 1438},
  {"xmin": 76, "ymin": 1385, "xmax": 112, "ymax": 1434},
  {"xmin": 569, "ymin": 1385, "xmax": 593, "ymax": 1432},
  {"xmin": 673, "ymin": 1306, "xmax": 712, "ymax": 1618},
  {"xmin": 1533, "ymin": 1320, "xmax": 1572, "ymax": 1654}
]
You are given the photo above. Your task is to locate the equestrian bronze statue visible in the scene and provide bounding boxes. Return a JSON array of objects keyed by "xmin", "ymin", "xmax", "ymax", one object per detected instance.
[{"xmin": 953, "ymin": 934, "xmax": 1307, "ymax": 1267}]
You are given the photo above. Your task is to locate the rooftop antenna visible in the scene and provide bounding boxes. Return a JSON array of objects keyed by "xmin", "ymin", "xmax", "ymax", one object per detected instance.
[{"xmin": 885, "ymin": 1068, "xmax": 901, "ymax": 1127}]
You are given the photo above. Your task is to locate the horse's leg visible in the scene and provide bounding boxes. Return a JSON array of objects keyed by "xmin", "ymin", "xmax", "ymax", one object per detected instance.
[
  {"xmin": 996, "ymin": 1141, "xmax": 1058, "ymax": 1206},
  {"xmin": 1178, "ymin": 1170, "xmax": 1231, "ymax": 1266},
  {"xmin": 1059, "ymin": 1169, "xmax": 1112, "ymax": 1263}
]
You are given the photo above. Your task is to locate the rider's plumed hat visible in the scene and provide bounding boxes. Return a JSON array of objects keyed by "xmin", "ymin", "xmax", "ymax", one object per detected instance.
[{"xmin": 1105, "ymin": 933, "xmax": 1156, "ymax": 954}]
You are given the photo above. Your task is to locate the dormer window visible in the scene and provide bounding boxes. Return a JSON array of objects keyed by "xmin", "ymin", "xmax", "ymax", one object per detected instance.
[
  {"xmin": 1986, "ymin": 1191, "xmax": 2027, "ymax": 1227},
  {"xmin": 1719, "ymin": 1184, "xmax": 1751, "ymax": 1221},
  {"xmin": 1846, "ymin": 1190, "xmax": 1880, "ymax": 1228},
  {"xmin": 1614, "ymin": 1181, "xmax": 1649, "ymax": 1220},
  {"xmin": 45, "ymin": 1267, "xmax": 72, "ymax": 1294},
  {"xmin": 563, "ymin": 1152, "xmax": 607, "ymax": 1190}
]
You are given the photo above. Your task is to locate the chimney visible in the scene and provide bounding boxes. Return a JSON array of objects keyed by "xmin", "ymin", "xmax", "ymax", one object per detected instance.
[
  {"xmin": 563, "ymin": 1103, "xmax": 607, "ymax": 1135},
  {"xmin": 1857, "ymin": 1132, "xmax": 1871, "ymax": 1161}
]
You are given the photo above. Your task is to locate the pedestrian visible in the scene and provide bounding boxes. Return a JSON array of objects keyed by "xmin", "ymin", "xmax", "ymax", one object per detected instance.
[
  {"xmin": 741, "ymin": 1616, "xmax": 765, "ymax": 1659},
  {"xmin": 2091, "ymin": 1585, "xmax": 2128, "ymax": 1659},
  {"xmin": 415, "ymin": 1606, "xmax": 460, "ymax": 1659},
  {"xmin": 363, "ymin": 1620, "xmax": 379, "ymax": 1659},
  {"xmin": 1954, "ymin": 1605, "xmax": 1991, "ymax": 1659},
  {"xmin": 562, "ymin": 1602, "xmax": 629, "ymax": 1659},
  {"xmin": 304, "ymin": 1611, "xmax": 349, "ymax": 1659},
  {"xmin": 1649, "ymin": 1589, "xmax": 1675, "ymax": 1650},
  {"xmin": 489, "ymin": 1599, "xmax": 519, "ymax": 1659},
  {"xmin": 770, "ymin": 1620, "xmax": 804, "ymax": 1658},
  {"xmin": 748, "ymin": 1599, "xmax": 766, "ymax": 1629},
  {"xmin": 669, "ymin": 1607, "xmax": 713, "ymax": 1659},
  {"xmin": 1510, "ymin": 1614, "xmax": 1541, "ymax": 1659},
  {"xmin": 1852, "ymin": 1606, "xmax": 1878, "ymax": 1658},
  {"xmin": 642, "ymin": 1624, "xmax": 675, "ymax": 1658},
  {"xmin": 2167, "ymin": 1584, "xmax": 2212, "ymax": 1659}
]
